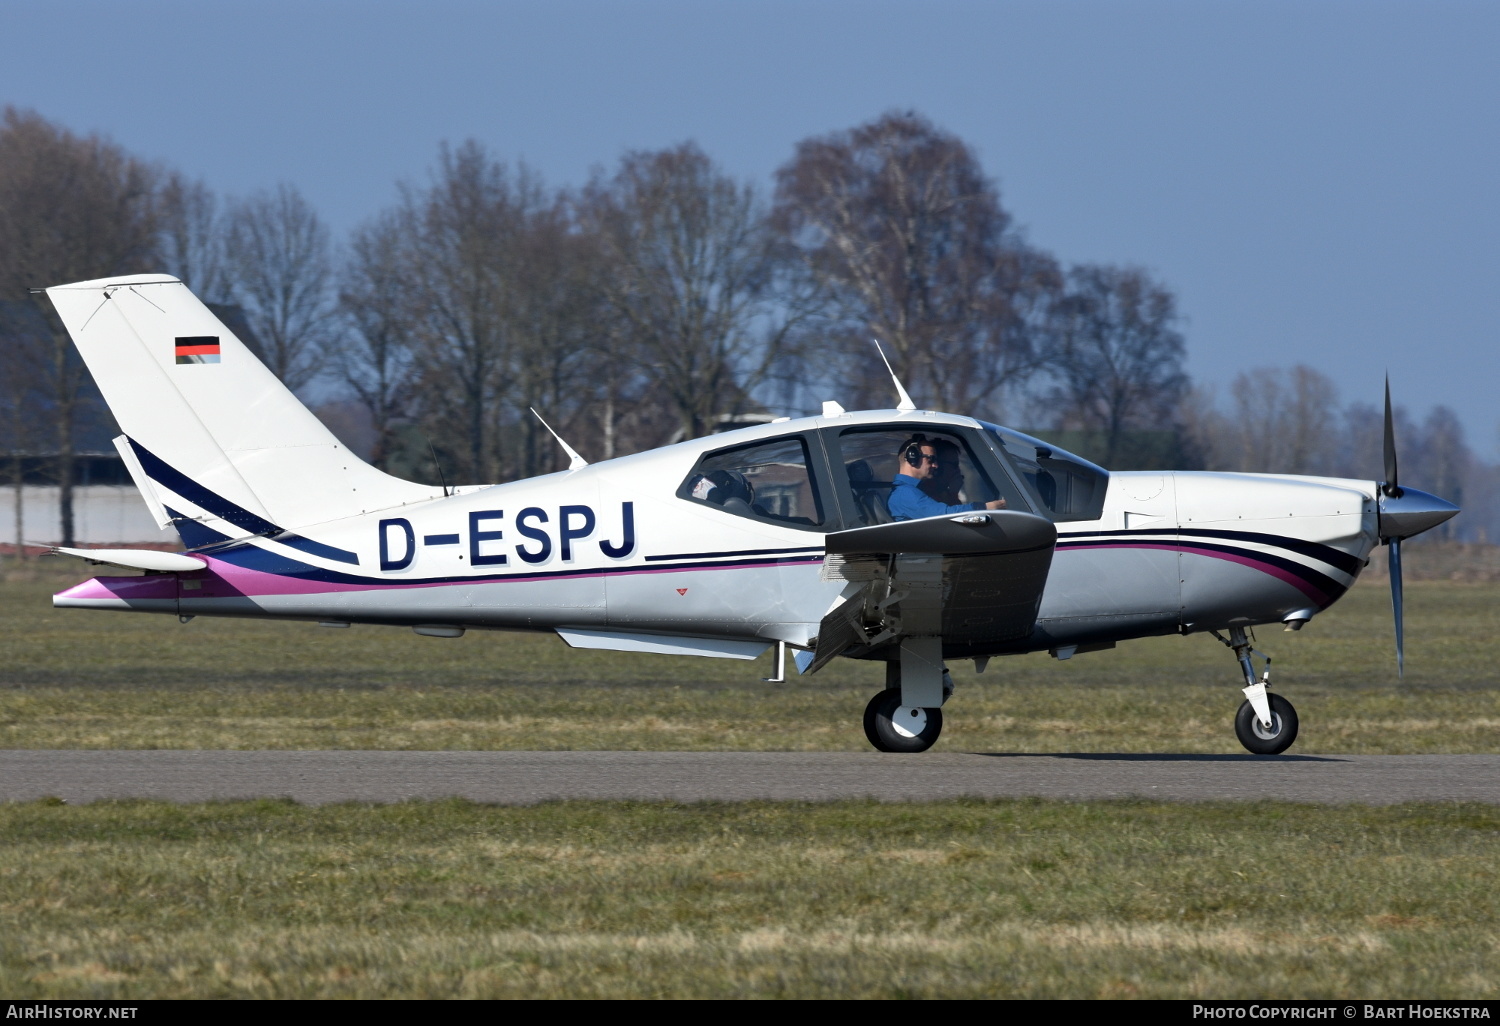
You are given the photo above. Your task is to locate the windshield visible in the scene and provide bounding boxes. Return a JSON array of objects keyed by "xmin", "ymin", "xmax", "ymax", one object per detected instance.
[{"xmin": 980, "ymin": 422, "xmax": 1109, "ymax": 523}]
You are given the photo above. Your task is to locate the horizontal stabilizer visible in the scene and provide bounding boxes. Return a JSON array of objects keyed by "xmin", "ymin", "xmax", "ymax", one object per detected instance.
[
  {"xmin": 50, "ymin": 547, "xmax": 207, "ymax": 573},
  {"xmin": 556, "ymin": 628, "xmax": 769, "ymax": 660},
  {"xmin": 826, "ymin": 510, "xmax": 1056, "ymax": 556}
]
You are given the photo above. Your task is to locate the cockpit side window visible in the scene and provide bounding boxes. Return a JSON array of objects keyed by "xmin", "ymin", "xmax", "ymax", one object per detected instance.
[
  {"xmin": 831, "ymin": 427, "xmax": 1026, "ymax": 528},
  {"xmin": 679, "ymin": 435, "xmax": 825, "ymax": 530},
  {"xmin": 981, "ymin": 422, "xmax": 1109, "ymax": 523}
]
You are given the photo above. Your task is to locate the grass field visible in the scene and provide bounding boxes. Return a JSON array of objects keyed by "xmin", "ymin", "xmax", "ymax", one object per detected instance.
[
  {"xmin": 1, "ymin": 558, "xmax": 1497, "ymax": 753},
  {"xmin": 3, "ymin": 798, "xmax": 1499, "ymax": 999},
  {"xmin": 2, "ymin": 556, "xmax": 1498, "ymax": 999}
]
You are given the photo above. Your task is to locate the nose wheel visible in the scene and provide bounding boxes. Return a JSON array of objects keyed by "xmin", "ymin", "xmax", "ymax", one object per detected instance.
[
  {"xmin": 1233, "ymin": 692, "xmax": 1299, "ymax": 754},
  {"xmin": 863, "ymin": 687, "xmax": 944, "ymax": 753}
]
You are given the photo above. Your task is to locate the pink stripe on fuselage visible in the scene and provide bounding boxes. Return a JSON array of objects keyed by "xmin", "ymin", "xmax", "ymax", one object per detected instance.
[{"xmin": 1061, "ymin": 541, "xmax": 1329, "ymax": 605}]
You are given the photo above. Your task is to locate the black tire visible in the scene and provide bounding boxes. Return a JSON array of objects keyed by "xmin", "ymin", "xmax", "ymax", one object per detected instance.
[
  {"xmin": 863, "ymin": 688, "xmax": 943, "ymax": 753},
  {"xmin": 1234, "ymin": 693, "xmax": 1299, "ymax": 755}
]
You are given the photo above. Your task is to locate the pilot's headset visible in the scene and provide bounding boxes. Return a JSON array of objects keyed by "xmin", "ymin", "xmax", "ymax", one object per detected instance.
[{"xmin": 899, "ymin": 434, "xmax": 933, "ymax": 469}]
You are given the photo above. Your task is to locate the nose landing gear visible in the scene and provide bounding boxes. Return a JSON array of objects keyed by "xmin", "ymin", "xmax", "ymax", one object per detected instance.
[
  {"xmin": 1233, "ymin": 692, "xmax": 1299, "ymax": 754},
  {"xmin": 1215, "ymin": 626, "xmax": 1300, "ymax": 755}
]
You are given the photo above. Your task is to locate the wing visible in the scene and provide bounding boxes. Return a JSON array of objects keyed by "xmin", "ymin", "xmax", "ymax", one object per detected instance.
[{"xmin": 805, "ymin": 510, "xmax": 1057, "ymax": 674}]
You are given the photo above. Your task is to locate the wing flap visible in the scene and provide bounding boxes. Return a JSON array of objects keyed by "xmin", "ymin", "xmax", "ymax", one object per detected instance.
[{"xmin": 557, "ymin": 628, "xmax": 769, "ymax": 660}]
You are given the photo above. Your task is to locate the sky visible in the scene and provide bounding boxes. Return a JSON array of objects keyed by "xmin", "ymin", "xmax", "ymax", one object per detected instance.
[{"xmin": 2, "ymin": 0, "xmax": 1497, "ymax": 455}]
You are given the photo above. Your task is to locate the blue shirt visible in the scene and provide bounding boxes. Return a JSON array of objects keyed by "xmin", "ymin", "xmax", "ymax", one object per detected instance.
[{"xmin": 887, "ymin": 475, "xmax": 983, "ymax": 521}]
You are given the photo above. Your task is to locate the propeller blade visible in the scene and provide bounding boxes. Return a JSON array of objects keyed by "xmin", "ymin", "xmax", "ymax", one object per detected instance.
[
  {"xmin": 1389, "ymin": 537, "xmax": 1404, "ymax": 679},
  {"xmin": 1383, "ymin": 375, "xmax": 1400, "ymax": 496}
]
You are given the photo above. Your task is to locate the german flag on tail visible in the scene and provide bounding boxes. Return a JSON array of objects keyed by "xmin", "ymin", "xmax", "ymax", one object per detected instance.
[{"xmin": 174, "ymin": 336, "xmax": 221, "ymax": 365}]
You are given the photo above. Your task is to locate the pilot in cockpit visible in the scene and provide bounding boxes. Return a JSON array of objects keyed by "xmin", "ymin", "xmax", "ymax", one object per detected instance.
[
  {"xmin": 918, "ymin": 437, "xmax": 965, "ymax": 505},
  {"xmin": 689, "ymin": 468, "xmax": 755, "ymax": 513},
  {"xmin": 888, "ymin": 434, "xmax": 1007, "ymax": 521}
]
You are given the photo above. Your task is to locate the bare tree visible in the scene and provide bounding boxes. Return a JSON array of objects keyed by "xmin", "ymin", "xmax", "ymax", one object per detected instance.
[
  {"xmin": 1176, "ymin": 383, "xmax": 1233, "ymax": 470},
  {"xmin": 1222, "ymin": 365, "xmax": 1341, "ymax": 475},
  {"xmin": 582, "ymin": 142, "xmax": 798, "ymax": 442},
  {"xmin": 224, "ymin": 183, "xmax": 335, "ymax": 393},
  {"xmin": 337, "ymin": 211, "xmax": 419, "ymax": 470},
  {"xmin": 398, "ymin": 142, "xmax": 537, "ymax": 482},
  {"xmin": 157, "ymin": 172, "xmax": 228, "ymax": 301},
  {"xmin": 1336, "ymin": 400, "xmax": 1386, "ymax": 481},
  {"xmin": 1411, "ymin": 406, "xmax": 1470, "ymax": 541},
  {"xmin": 505, "ymin": 198, "xmax": 603, "ymax": 476},
  {"xmin": 0, "ymin": 107, "xmax": 160, "ymax": 545},
  {"xmin": 771, "ymin": 111, "xmax": 1059, "ymax": 414},
  {"xmin": 1041, "ymin": 264, "xmax": 1189, "ymax": 466},
  {"xmin": 349, "ymin": 142, "xmax": 614, "ymax": 482}
]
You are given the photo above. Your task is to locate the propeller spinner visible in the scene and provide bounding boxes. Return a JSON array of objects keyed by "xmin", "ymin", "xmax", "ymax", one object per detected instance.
[{"xmin": 1377, "ymin": 377, "xmax": 1460, "ymax": 678}]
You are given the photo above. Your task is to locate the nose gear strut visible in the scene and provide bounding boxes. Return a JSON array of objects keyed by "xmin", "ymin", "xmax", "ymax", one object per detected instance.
[
  {"xmin": 1212, "ymin": 626, "xmax": 1301, "ymax": 755},
  {"xmin": 1213, "ymin": 626, "xmax": 1273, "ymax": 729}
]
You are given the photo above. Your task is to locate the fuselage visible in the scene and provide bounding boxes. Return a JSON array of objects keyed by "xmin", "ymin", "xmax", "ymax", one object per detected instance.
[{"xmin": 56, "ymin": 409, "xmax": 1381, "ymax": 659}]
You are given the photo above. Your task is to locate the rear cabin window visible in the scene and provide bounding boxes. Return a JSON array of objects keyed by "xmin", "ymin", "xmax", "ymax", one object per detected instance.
[
  {"xmin": 982, "ymin": 423, "xmax": 1109, "ymax": 523},
  {"xmin": 679, "ymin": 436, "xmax": 825, "ymax": 530}
]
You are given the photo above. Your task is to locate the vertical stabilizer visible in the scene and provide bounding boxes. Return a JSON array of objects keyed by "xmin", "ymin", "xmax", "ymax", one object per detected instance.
[{"xmin": 46, "ymin": 275, "xmax": 439, "ymax": 536}]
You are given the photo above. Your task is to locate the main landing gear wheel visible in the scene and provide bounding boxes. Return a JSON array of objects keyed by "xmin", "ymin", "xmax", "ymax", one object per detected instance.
[
  {"xmin": 863, "ymin": 688, "xmax": 943, "ymax": 753},
  {"xmin": 1234, "ymin": 692, "xmax": 1299, "ymax": 755}
]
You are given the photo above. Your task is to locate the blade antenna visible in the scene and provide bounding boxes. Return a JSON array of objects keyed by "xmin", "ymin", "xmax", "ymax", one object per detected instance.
[
  {"xmin": 530, "ymin": 408, "xmax": 588, "ymax": 470},
  {"xmin": 872, "ymin": 339, "xmax": 917, "ymax": 412},
  {"xmin": 425, "ymin": 435, "xmax": 451, "ymax": 497}
]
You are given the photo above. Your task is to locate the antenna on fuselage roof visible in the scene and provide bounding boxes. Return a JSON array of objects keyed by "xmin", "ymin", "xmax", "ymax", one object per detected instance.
[
  {"xmin": 530, "ymin": 408, "xmax": 589, "ymax": 471},
  {"xmin": 424, "ymin": 435, "xmax": 451, "ymax": 497},
  {"xmin": 872, "ymin": 338, "xmax": 917, "ymax": 412}
]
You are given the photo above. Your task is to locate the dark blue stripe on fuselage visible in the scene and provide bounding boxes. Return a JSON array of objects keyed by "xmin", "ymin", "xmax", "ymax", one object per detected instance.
[
  {"xmin": 131, "ymin": 438, "xmax": 280, "ymax": 536},
  {"xmin": 1060, "ymin": 526, "xmax": 1364, "ymax": 577},
  {"xmin": 133, "ymin": 437, "xmax": 359, "ymax": 564},
  {"xmin": 1056, "ymin": 537, "xmax": 1348, "ymax": 604},
  {"xmin": 1175, "ymin": 528, "xmax": 1364, "ymax": 576}
]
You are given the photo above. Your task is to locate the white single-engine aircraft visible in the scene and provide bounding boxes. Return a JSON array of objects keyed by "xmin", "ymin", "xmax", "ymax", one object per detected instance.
[{"xmin": 43, "ymin": 274, "xmax": 1459, "ymax": 754}]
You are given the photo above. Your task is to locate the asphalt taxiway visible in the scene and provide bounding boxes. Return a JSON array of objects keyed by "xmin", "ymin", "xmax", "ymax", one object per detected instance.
[{"xmin": 1, "ymin": 750, "xmax": 1497, "ymax": 805}]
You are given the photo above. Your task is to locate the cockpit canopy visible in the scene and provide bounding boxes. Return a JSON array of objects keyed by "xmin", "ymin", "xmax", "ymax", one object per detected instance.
[{"xmin": 676, "ymin": 415, "xmax": 1111, "ymax": 532}]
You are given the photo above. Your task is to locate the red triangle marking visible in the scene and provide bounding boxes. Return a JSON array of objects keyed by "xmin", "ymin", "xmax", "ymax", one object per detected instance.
[{"xmin": 676, "ymin": 588, "xmax": 688, "ymax": 595}]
